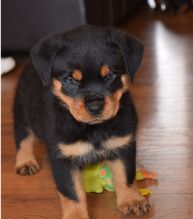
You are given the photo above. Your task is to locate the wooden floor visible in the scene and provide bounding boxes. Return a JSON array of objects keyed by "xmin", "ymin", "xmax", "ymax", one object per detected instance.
[{"xmin": 2, "ymin": 10, "xmax": 193, "ymax": 219}]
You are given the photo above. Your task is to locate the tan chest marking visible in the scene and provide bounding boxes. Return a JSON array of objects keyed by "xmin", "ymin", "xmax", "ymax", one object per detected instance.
[
  {"xmin": 59, "ymin": 134, "xmax": 132, "ymax": 158},
  {"xmin": 59, "ymin": 141, "xmax": 93, "ymax": 157},
  {"xmin": 104, "ymin": 134, "xmax": 132, "ymax": 150}
]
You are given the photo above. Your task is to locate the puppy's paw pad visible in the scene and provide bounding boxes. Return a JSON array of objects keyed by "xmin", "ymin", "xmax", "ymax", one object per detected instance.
[
  {"xmin": 16, "ymin": 161, "xmax": 40, "ymax": 176},
  {"xmin": 119, "ymin": 198, "xmax": 150, "ymax": 216}
]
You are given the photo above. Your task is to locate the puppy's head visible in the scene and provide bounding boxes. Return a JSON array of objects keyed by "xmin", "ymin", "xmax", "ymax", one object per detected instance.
[{"xmin": 31, "ymin": 26, "xmax": 143, "ymax": 124}]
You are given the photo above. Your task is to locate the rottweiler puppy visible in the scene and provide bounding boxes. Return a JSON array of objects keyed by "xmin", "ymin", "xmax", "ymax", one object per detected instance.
[{"xmin": 14, "ymin": 25, "xmax": 150, "ymax": 218}]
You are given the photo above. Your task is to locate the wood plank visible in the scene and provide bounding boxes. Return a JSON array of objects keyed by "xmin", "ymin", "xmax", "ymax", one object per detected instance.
[{"xmin": 2, "ymin": 9, "xmax": 193, "ymax": 219}]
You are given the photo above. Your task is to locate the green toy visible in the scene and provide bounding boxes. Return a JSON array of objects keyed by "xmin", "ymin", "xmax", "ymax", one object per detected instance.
[{"xmin": 83, "ymin": 163, "xmax": 158, "ymax": 196}]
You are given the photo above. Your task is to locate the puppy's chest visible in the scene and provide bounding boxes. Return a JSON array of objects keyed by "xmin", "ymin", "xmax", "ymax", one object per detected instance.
[{"xmin": 58, "ymin": 131, "xmax": 133, "ymax": 162}]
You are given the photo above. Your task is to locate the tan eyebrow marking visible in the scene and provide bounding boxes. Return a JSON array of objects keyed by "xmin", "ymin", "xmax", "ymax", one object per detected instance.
[
  {"xmin": 100, "ymin": 65, "xmax": 110, "ymax": 77},
  {"xmin": 72, "ymin": 70, "xmax": 83, "ymax": 81}
]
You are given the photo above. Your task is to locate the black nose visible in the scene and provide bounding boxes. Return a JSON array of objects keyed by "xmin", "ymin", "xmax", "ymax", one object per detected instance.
[{"xmin": 85, "ymin": 95, "xmax": 104, "ymax": 116}]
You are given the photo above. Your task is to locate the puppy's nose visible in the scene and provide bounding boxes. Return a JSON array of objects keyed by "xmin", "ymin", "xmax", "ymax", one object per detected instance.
[{"xmin": 85, "ymin": 95, "xmax": 104, "ymax": 116}]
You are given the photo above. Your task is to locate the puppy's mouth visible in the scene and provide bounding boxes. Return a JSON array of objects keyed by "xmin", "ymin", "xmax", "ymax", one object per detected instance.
[
  {"xmin": 68, "ymin": 93, "xmax": 122, "ymax": 124},
  {"xmin": 59, "ymin": 97, "xmax": 116, "ymax": 124},
  {"xmin": 85, "ymin": 117, "xmax": 107, "ymax": 125}
]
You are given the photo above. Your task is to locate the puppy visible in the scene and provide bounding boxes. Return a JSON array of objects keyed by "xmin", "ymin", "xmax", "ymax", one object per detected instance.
[{"xmin": 14, "ymin": 25, "xmax": 150, "ymax": 218}]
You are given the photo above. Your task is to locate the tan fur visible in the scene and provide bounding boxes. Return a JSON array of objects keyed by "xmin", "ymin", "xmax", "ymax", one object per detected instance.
[
  {"xmin": 53, "ymin": 78, "xmax": 63, "ymax": 90},
  {"xmin": 16, "ymin": 131, "xmax": 40, "ymax": 174},
  {"xmin": 100, "ymin": 65, "xmax": 110, "ymax": 77},
  {"xmin": 59, "ymin": 141, "xmax": 93, "ymax": 157},
  {"xmin": 59, "ymin": 134, "xmax": 132, "ymax": 158},
  {"xmin": 52, "ymin": 77, "xmax": 129, "ymax": 124},
  {"xmin": 72, "ymin": 70, "xmax": 83, "ymax": 81},
  {"xmin": 103, "ymin": 75, "xmax": 130, "ymax": 119},
  {"xmin": 52, "ymin": 79, "xmax": 94, "ymax": 123},
  {"xmin": 104, "ymin": 134, "xmax": 132, "ymax": 150},
  {"xmin": 121, "ymin": 74, "xmax": 130, "ymax": 92},
  {"xmin": 52, "ymin": 78, "xmax": 74, "ymax": 108},
  {"xmin": 102, "ymin": 88, "xmax": 123, "ymax": 120},
  {"xmin": 107, "ymin": 160, "xmax": 150, "ymax": 216},
  {"xmin": 58, "ymin": 171, "xmax": 89, "ymax": 219}
]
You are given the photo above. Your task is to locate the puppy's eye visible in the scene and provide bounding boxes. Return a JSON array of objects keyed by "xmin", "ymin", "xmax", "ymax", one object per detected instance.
[
  {"xmin": 104, "ymin": 71, "xmax": 117, "ymax": 83},
  {"xmin": 66, "ymin": 76, "xmax": 77, "ymax": 85}
]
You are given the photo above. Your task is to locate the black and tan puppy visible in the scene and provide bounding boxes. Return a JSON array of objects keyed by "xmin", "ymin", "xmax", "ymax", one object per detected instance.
[{"xmin": 14, "ymin": 25, "xmax": 150, "ymax": 218}]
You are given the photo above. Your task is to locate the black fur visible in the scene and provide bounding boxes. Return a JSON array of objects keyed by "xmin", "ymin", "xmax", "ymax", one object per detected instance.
[
  {"xmin": 120, "ymin": 139, "xmax": 137, "ymax": 185},
  {"xmin": 14, "ymin": 25, "xmax": 143, "ymax": 201}
]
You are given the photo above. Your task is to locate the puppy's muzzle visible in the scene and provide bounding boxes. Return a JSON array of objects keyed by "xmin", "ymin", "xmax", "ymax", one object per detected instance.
[{"xmin": 85, "ymin": 95, "xmax": 104, "ymax": 116}]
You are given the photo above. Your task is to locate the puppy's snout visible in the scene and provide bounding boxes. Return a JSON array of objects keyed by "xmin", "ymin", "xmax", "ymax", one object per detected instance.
[{"xmin": 85, "ymin": 95, "xmax": 104, "ymax": 116}]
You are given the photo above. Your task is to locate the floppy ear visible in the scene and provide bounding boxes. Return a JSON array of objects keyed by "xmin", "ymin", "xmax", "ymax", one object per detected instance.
[
  {"xmin": 31, "ymin": 33, "xmax": 64, "ymax": 86},
  {"xmin": 108, "ymin": 29, "xmax": 144, "ymax": 81}
]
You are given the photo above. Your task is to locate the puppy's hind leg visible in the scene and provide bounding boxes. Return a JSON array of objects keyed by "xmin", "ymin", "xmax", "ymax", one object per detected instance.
[
  {"xmin": 14, "ymin": 104, "xmax": 40, "ymax": 176},
  {"xmin": 14, "ymin": 91, "xmax": 40, "ymax": 176},
  {"xmin": 15, "ymin": 128, "xmax": 40, "ymax": 176}
]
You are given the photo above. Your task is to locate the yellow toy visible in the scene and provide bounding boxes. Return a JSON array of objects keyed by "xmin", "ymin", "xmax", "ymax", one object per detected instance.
[{"xmin": 83, "ymin": 163, "xmax": 158, "ymax": 196}]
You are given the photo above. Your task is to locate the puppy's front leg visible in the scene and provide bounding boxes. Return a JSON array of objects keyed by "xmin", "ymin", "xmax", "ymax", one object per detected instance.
[
  {"xmin": 49, "ymin": 157, "xmax": 89, "ymax": 219},
  {"xmin": 108, "ymin": 140, "xmax": 150, "ymax": 216}
]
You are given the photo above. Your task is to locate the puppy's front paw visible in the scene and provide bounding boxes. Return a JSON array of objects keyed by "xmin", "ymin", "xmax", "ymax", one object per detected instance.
[
  {"xmin": 16, "ymin": 160, "xmax": 40, "ymax": 176},
  {"xmin": 118, "ymin": 194, "xmax": 150, "ymax": 216}
]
